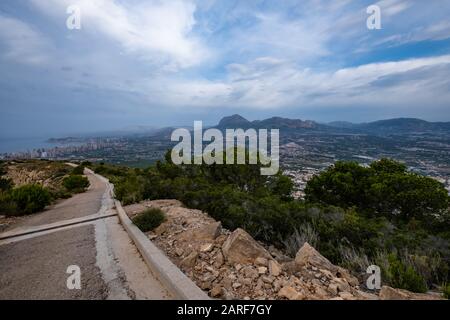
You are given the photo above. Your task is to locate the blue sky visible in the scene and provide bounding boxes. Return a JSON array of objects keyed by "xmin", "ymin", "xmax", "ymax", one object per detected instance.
[{"xmin": 0, "ymin": 0, "xmax": 450, "ymax": 138}]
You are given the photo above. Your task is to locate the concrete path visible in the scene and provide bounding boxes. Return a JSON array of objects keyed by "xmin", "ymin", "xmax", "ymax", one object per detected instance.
[{"xmin": 0, "ymin": 168, "xmax": 173, "ymax": 300}]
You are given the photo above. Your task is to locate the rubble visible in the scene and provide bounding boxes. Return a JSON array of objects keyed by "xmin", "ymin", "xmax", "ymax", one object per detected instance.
[{"xmin": 124, "ymin": 199, "xmax": 445, "ymax": 300}]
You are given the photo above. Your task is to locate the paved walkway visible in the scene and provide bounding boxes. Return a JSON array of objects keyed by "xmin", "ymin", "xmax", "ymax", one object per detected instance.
[{"xmin": 0, "ymin": 168, "xmax": 173, "ymax": 300}]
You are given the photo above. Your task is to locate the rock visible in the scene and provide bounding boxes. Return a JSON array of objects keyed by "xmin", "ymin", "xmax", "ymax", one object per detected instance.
[
  {"xmin": 255, "ymin": 257, "xmax": 268, "ymax": 266},
  {"xmin": 175, "ymin": 247, "xmax": 184, "ymax": 257},
  {"xmin": 355, "ymin": 290, "xmax": 379, "ymax": 300},
  {"xmin": 222, "ymin": 228, "xmax": 272, "ymax": 264},
  {"xmin": 339, "ymin": 292, "xmax": 356, "ymax": 300},
  {"xmin": 243, "ymin": 266, "xmax": 259, "ymax": 280},
  {"xmin": 258, "ymin": 267, "xmax": 268, "ymax": 274},
  {"xmin": 281, "ymin": 261, "xmax": 298, "ymax": 275},
  {"xmin": 332, "ymin": 278, "xmax": 351, "ymax": 293},
  {"xmin": 278, "ymin": 286, "xmax": 304, "ymax": 300},
  {"xmin": 379, "ymin": 286, "xmax": 443, "ymax": 300},
  {"xmin": 196, "ymin": 222, "xmax": 222, "ymax": 240},
  {"xmin": 313, "ymin": 286, "xmax": 329, "ymax": 299},
  {"xmin": 242, "ymin": 278, "xmax": 252, "ymax": 286},
  {"xmin": 262, "ymin": 276, "xmax": 274, "ymax": 284},
  {"xmin": 213, "ymin": 251, "xmax": 224, "ymax": 268},
  {"xmin": 327, "ymin": 283, "xmax": 338, "ymax": 295},
  {"xmin": 295, "ymin": 242, "xmax": 336, "ymax": 271},
  {"xmin": 232, "ymin": 282, "xmax": 242, "ymax": 289},
  {"xmin": 268, "ymin": 260, "xmax": 282, "ymax": 277},
  {"xmin": 180, "ymin": 251, "xmax": 198, "ymax": 269},
  {"xmin": 336, "ymin": 267, "xmax": 359, "ymax": 287},
  {"xmin": 200, "ymin": 243, "xmax": 214, "ymax": 253},
  {"xmin": 210, "ymin": 285, "xmax": 223, "ymax": 298}
]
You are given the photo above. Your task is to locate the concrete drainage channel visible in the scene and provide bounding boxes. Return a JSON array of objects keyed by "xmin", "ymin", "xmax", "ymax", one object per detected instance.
[{"xmin": 94, "ymin": 171, "xmax": 209, "ymax": 300}]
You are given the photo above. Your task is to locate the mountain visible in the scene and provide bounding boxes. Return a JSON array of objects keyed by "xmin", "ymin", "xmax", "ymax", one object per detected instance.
[
  {"xmin": 216, "ymin": 115, "xmax": 450, "ymax": 135},
  {"xmin": 217, "ymin": 114, "xmax": 251, "ymax": 128},
  {"xmin": 360, "ymin": 118, "xmax": 450, "ymax": 134},
  {"xmin": 216, "ymin": 114, "xmax": 320, "ymax": 130}
]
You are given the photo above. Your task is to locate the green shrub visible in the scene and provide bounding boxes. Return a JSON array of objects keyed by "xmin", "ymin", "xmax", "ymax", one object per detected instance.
[
  {"xmin": 443, "ymin": 283, "xmax": 450, "ymax": 299},
  {"xmin": 132, "ymin": 208, "xmax": 166, "ymax": 232},
  {"xmin": 384, "ymin": 253, "xmax": 428, "ymax": 293},
  {"xmin": 0, "ymin": 177, "xmax": 13, "ymax": 191},
  {"xmin": 71, "ymin": 165, "xmax": 85, "ymax": 175},
  {"xmin": 0, "ymin": 191, "xmax": 18, "ymax": 215},
  {"xmin": 10, "ymin": 184, "xmax": 51, "ymax": 215},
  {"xmin": 63, "ymin": 175, "xmax": 89, "ymax": 192}
]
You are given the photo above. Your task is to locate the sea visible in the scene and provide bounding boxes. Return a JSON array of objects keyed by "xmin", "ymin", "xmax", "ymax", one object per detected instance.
[{"xmin": 0, "ymin": 137, "xmax": 56, "ymax": 154}]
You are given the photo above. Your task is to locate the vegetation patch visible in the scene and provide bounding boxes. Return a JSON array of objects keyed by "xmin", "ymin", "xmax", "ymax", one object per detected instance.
[
  {"xmin": 88, "ymin": 153, "xmax": 450, "ymax": 294},
  {"xmin": 132, "ymin": 208, "xmax": 166, "ymax": 232},
  {"xmin": 63, "ymin": 174, "xmax": 89, "ymax": 193}
]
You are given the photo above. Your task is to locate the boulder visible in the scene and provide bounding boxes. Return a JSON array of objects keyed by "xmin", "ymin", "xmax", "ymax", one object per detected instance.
[
  {"xmin": 278, "ymin": 286, "xmax": 304, "ymax": 300},
  {"xmin": 222, "ymin": 228, "xmax": 272, "ymax": 264},
  {"xmin": 178, "ymin": 221, "xmax": 222, "ymax": 242},
  {"xmin": 268, "ymin": 260, "xmax": 282, "ymax": 277},
  {"xmin": 295, "ymin": 242, "xmax": 336, "ymax": 271},
  {"xmin": 379, "ymin": 286, "xmax": 443, "ymax": 300},
  {"xmin": 180, "ymin": 251, "xmax": 198, "ymax": 269}
]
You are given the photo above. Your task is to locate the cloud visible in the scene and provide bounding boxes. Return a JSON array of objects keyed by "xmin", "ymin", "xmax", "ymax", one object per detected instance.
[
  {"xmin": 0, "ymin": 15, "xmax": 52, "ymax": 65},
  {"xmin": 30, "ymin": 0, "xmax": 209, "ymax": 69}
]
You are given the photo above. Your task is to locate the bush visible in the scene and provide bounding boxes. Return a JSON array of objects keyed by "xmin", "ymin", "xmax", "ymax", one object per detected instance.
[
  {"xmin": 383, "ymin": 253, "xmax": 428, "ymax": 293},
  {"xmin": 443, "ymin": 283, "xmax": 450, "ymax": 299},
  {"xmin": 132, "ymin": 208, "xmax": 166, "ymax": 232},
  {"xmin": 0, "ymin": 191, "xmax": 18, "ymax": 215},
  {"xmin": 10, "ymin": 184, "xmax": 51, "ymax": 215},
  {"xmin": 63, "ymin": 175, "xmax": 89, "ymax": 192},
  {"xmin": 71, "ymin": 165, "xmax": 85, "ymax": 175},
  {"xmin": 0, "ymin": 177, "xmax": 13, "ymax": 191}
]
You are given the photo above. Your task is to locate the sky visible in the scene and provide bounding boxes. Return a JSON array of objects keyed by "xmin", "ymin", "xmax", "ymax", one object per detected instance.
[{"xmin": 0, "ymin": 0, "xmax": 450, "ymax": 138}]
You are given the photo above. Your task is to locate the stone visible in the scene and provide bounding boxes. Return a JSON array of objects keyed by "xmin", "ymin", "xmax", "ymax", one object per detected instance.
[
  {"xmin": 180, "ymin": 222, "xmax": 222, "ymax": 241},
  {"xmin": 180, "ymin": 251, "xmax": 198, "ymax": 269},
  {"xmin": 213, "ymin": 251, "xmax": 224, "ymax": 268},
  {"xmin": 268, "ymin": 260, "xmax": 282, "ymax": 277},
  {"xmin": 328, "ymin": 283, "xmax": 338, "ymax": 295},
  {"xmin": 258, "ymin": 267, "xmax": 268, "ymax": 274},
  {"xmin": 336, "ymin": 267, "xmax": 359, "ymax": 287},
  {"xmin": 262, "ymin": 276, "xmax": 274, "ymax": 284},
  {"xmin": 278, "ymin": 286, "xmax": 304, "ymax": 300},
  {"xmin": 281, "ymin": 261, "xmax": 298, "ymax": 275},
  {"xmin": 339, "ymin": 292, "xmax": 355, "ymax": 300},
  {"xmin": 255, "ymin": 257, "xmax": 268, "ymax": 266},
  {"xmin": 222, "ymin": 228, "xmax": 272, "ymax": 264},
  {"xmin": 210, "ymin": 285, "xmax": 223, "ymax": 298},
  {"xmin": 379, "ymin": 286, "xmax": 443, "ymax": 300},
  {"xmin": 333, "ymin": 278, "xmax": 351, "ymax": 293},
  {"xmin": 200, "ymin": 243, "xmax": 214, "ymax": 253},
  {"xmin": 232, "ymin": 282, "xmax": 242, "ymax": 289},
  {"xmin": 243, "ymin": 266, "xmax": 259, "ymax": 280},
  {"xmin": 295, "ymin": 242, "xmax": 336, "ymax": 271},
  {"xmin": 356, "ymin": 290, "xmax": 379, "ymax": 300},
  {"xmin": 175, "ymin": 247, "xmax": 184, "ymax": 257}
]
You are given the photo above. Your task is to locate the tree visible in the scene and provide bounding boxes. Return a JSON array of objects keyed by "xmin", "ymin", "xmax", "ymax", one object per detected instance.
[{"xmin": 305, "ymin": 159, "xmax": 449, "ymax": 223}]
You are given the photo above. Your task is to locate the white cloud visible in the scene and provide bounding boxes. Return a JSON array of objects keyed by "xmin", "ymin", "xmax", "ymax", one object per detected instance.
[
  {"xmin": 30, "ymin": 0, "xmax": 209, "ymax": 69},
  {"xmin": 146, "ymin": 55, "xmax": 450, "ymax": 110},
  {"xmin": 0, "ymin": 15, "xmax": 51, "ymax": 65}
]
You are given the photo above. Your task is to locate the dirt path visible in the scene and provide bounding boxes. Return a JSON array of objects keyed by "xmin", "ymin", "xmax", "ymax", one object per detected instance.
[{"xmin": 0, "ymin": 169, "xmax": 173, "ymax": 300}]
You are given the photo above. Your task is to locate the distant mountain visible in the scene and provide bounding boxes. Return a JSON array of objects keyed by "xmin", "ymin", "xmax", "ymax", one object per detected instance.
[
  {"xmin": 218, "ymin": 114, "xmax": 251, "ymax": 128},
  {"xmin": 327, "ymin": 118, "xmax": 450, "ymax": 134},
  {"xmin": 216, "ymin": 114, "xmax": 320, "ymax": 130},
  {"xmin": 360, "ymin": 118, "xmax": 450, "ymax": 134},
  {"xmin": 216, "ymin": 115, "xmax": 450, "ymax": 135}
]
